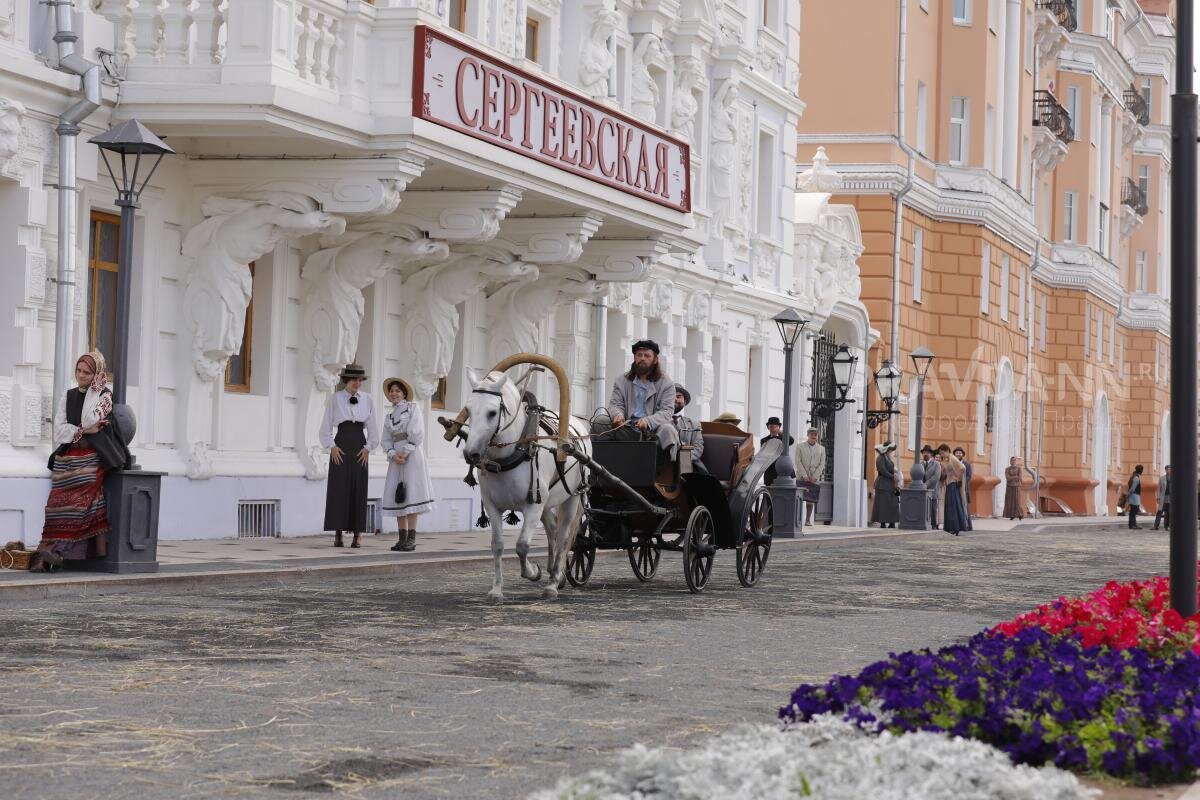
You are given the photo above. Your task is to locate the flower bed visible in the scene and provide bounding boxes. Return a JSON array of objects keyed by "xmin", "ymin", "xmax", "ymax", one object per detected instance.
[
  {"xmin": 530, "ymin": 716, "xmax": 1094, "ymax": 800},
  {"xmin": 780, "ymin": 572, "xmax": 1200, "ymax": 785}
]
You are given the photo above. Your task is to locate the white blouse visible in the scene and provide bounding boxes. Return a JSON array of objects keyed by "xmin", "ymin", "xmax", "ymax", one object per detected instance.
[
  {"xmin": 318, "ymin": 389, "xmax": 381, "ymax": 449},
  {"xmin": 382, "ymin": 401, "xmax": 424, "ymax": 458}
]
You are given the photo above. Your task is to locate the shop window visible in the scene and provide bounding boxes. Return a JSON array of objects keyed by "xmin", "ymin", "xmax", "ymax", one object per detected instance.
[
  {"xmin": 524, "ymin": 16, "xmax": 539, "ymax": 62},
  {"xmin": 431, "ymin": 376, "xmax": 448, "ymax": 409},
  {"xmin": 87, "ymin": 211, "xmax": 120, "ymax": 375},
  {"xmin": 225, "ymin": 262, "xmax": 254, "ymax": 392}
]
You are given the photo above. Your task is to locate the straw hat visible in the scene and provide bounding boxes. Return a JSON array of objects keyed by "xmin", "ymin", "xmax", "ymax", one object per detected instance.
[
  {"xmin": 713, "ymin": 412, "xmax": 742, "ymax": 426},
  {"xmin": 874, "ymin": 441, "xmax": 896, "ymax": 454},
  {"xmin": 382, "ymin": 377, "xmax": 413, "ymax": 399}
]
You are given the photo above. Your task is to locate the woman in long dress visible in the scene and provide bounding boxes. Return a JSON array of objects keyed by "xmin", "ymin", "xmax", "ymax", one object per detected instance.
[
  {"xmin": 381, "ymin": 378, "xmax": 435, "ymax": 552},
  {"xmin": 870, "ymin": 442, "xmax": 901, "ymax": 528},
  {"xmin": 939, "ymin": 446, "xmax": 971, "ymax": 536},
  {"xmin": 1003, "ymin": 457, "xmax": 1025, "ymax": 520},
  {"xmin": 36, "ymin": 351, "xmax": 114, "ymax": 570},
  {"xmin": 318, "ymin": 363, "xmax": 379, "ymax": 548}
]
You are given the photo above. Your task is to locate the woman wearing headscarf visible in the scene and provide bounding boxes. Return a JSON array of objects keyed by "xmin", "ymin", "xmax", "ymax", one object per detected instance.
[
  {"xmin": 36, "ymin": 351, "xmax": 117, "ymax": 570},
  {"xmin": 870, "ymin": 441, "xmax": 901, "ymax": 528},
  {"xmin": 319, "ymin": 363, "xmax": 379, "ymax": 548},
  {"xmin": 380, "ymin": 377, "xmax": 435, "ymax": 552}
]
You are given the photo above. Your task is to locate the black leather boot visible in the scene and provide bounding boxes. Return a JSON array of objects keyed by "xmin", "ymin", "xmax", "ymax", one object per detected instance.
[
  {"xmin": 390, "ymin": 531, "xmax": 405, "ymax": 552},
  {"xmin": 400, "ymin": 530, "xmax": 416, "ymax": 552},
  {"xmin": 333, "ymin": 531, "xmax": 344, "ymax": 548}
]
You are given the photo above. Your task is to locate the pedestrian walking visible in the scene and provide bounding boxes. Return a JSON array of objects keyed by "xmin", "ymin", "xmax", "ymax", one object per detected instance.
[
  {"xmin": 381, "ymin": 377, "xmax": 435, "ymax": 552},
  {"xmin": 953, "ymin": 447, "xmax": 973, "ymax": 516},
  {"xmin": 794, "ymin": 427, "xmax": 826, "ymax": 525},
  {"xmin": 319, "ymin": 363, "xmax": 379, "ymax": 548},
  {"xmin": 760, "ymin": 416, "xmax": 795, "ymax": 486},
  {"xmin": 1153, "ymin": 465, "xmax": 1172, "ymax": 531},
  {"xmin": 921, "ymin": 445, "xmax": 941, "ymax": 528},
  {"xmin": 870, "ymin": 442, "xmax": 901, "ymax": 528},
  {"xmin": 1126, "ymin": 465, "xmax": 1144, "ymax": 530},
  {"xmin": 937, "ymin": 445, "xmax": 970, "ymax": 536},
  {"xmin": 35, "ymin": 350, "xmax": 127, "ymax": 571},
  {"xmin": 1003, "ymin": 456, "xmax": 1025, "ymax": 520}
]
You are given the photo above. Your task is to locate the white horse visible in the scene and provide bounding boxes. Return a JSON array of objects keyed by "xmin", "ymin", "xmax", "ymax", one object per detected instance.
[{"xmin": 462, "ymin": 369, "xmax": 591, "ymax": 602}]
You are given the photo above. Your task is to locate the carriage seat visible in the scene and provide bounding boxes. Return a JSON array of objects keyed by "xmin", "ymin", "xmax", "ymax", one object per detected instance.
[{"xmin": 699, "ymin": 422, "xmax": 755, "ymax": 487}]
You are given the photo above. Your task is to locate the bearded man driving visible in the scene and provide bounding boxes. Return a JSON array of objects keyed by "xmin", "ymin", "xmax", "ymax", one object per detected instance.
[{"xmin": 607, "ymin": 339, "xmax": 679, "ymax": 458}]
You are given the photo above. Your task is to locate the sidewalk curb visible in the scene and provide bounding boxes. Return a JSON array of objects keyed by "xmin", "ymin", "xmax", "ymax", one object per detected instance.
[{"xmin": 0, "ymin": 528, "xmax": 952, "ymax": 604}]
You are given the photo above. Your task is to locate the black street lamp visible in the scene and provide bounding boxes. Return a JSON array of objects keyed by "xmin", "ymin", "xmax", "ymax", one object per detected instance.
[
  {"xmin": 89, "ymin": 119, "xmax": 175, "ymax": 406},
  {"xmin": 809, "ymin": 344, "xmax": 858, "ymax": 417},
  {"xmin": 897, "ymin": 346, "xmax": 935, "ymax": 531},
  {"xmin": 769, "ymin": 308, "xmax": 808, "ymax": 538},
  {"xmin": 909, "ymin": 345, "xmax": 936, "ymax": 479},
  {"xmin": 865, "ymin": 359, "xmax": 902, "ymax": 429}
]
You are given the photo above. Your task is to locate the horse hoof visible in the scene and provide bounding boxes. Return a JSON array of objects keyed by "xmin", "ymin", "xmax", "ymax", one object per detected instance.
[
  {"xmin": 541, "ymin": 586, "xmax": 559, "ymax": 601},
  {"xmin": 487, "ymin": 590, "xmax": 505, "ymax": 604},
  {"xmin": 523, "ymin": 564, "xmax": 543, "ymax": 583}
]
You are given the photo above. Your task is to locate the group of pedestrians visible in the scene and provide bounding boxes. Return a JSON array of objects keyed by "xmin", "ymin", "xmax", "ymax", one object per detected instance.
[
  {"xmin": 869, "ymin": 442, "xmax": 976, "ymax": 536},
  {"xmin": 1120, "ymin": 463, "xmax": 1171, "ymax": 531}
]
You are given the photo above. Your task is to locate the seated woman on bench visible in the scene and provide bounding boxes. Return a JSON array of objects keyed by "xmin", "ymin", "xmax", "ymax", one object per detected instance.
[{"xmin": 607, "ymin": 339, "xmax": 679, "ymax": 462}]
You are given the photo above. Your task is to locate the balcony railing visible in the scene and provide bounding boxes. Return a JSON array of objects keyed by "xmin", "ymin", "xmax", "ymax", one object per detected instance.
[
  {"xmin": 1123, "ymin": 85, "xmax": 1151, "ymax": 126},
  {"xmin": 1123, "ymin": 178, "xmax": 1148, "ymax": 217},
  {"xmin": 1033, "ymin": 90, "xmax": 1073, "ymax": 144},
  {"xmin": 1036, "ymin": 0, "xmax": 1078, "ymax": 33}
]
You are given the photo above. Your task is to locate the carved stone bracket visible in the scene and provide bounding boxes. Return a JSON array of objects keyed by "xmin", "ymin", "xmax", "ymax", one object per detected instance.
[
  {"xmin": 391, "ymin": 186, "xmax": 524, "ymax": 242},
  {"xmin": 1118, "ymin": 204, "xmax": 1143, "ymax": 240},
  {"xmin": 643, "ymin": 280, "xmax": 673, "ymax": 322},
  {"xmin": 1032, "ymin": 126, "xmax": 1069, "ymax": 174},
  {"xmin": 1121, "ymin": 109, "xmax": 1145, "ymax": 150},
  {"xmin": 0, "ymin": 97, "xmax": 25, "ymax": 181},
  {"xmin": 576, "ymin": 238, "xmax": 673, "ymax": 282},
  {"xmin": 491, "ymin": 213, "xmax": 606, "ymax": 263},
  {"xmin": 1034, "ymin": 8, "xmax": 1070, "ymax": 68},
  {"xmin": 485, "ymin": 275, "xmax": 605, "ymax": 366}
]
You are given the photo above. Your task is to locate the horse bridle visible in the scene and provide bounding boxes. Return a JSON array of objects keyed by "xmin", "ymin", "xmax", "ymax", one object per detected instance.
[{"xmin": 471, "ymin": 386, "xmax": 523, "ymax": 450}]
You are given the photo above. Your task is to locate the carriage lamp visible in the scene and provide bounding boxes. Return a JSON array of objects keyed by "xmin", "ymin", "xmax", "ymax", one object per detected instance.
[
  {"xmin": 808, "ymin": 344, "xmax": 858, "ymax": 418},
  {"xmin": 89, "ymin": 119, "xmax": 175, "ymax": 406},
  {"xmin": 865, "ymin": 359, "xmax": 902, "ymax": 430}
]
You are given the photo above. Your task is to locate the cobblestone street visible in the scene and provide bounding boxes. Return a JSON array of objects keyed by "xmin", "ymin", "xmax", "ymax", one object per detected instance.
[{"xmin": 0, "ymin": 526, "xmax": 1172, "ymax": 799}]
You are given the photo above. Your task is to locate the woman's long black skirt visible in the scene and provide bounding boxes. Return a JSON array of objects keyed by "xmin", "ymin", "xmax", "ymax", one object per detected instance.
[
  {"xmin": 324, "ymin": 421, "xmax": 368, "ymax": 532},
  {"xmin": 943, "ymin": 481, "xmax": 971, "ymax": 534}
]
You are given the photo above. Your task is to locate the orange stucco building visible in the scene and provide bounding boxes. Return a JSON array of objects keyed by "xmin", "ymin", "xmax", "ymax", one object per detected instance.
[{"xmin": 798, "ymin": 0, "xmax": 1174, "ymax": 517}]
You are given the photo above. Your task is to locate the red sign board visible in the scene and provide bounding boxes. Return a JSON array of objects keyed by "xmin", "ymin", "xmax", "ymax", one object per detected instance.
[{"xmin": 413, "ymin": 25, "xmax": 691, "ymax": 212}]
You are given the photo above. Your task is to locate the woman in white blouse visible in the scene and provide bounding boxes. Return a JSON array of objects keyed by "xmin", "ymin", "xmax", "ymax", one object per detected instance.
[
  {"xmin": 318, "ymin": 363, "xmax": 379, "ymax": 548},
  {"xmin": 381, "ymin": 378, "xmax": 435, "ymax": 551}
]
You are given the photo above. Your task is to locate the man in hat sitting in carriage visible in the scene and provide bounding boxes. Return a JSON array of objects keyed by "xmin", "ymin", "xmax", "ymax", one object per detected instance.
[
  {"xmin": 672, "ymin": 384, "xmax": 707, "ymax": 473},
  {"xmin": 607, "ymin": 339, "xmax": 680, "ymax": 461}
]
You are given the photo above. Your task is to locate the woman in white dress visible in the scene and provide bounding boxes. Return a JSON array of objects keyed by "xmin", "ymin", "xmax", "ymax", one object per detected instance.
[{"xmin": 381, "ymin": 378, "xmax": 435, "ymax": 551}]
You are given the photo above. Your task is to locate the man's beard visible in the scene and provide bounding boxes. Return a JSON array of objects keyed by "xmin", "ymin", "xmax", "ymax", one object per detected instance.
[
  {"xmin": 674, "ymin": 403, "xmax": 684, "ymax": 413},
  {"xmin": 634, "ymin": 361, "xmax": 652, "ymax": 377}
]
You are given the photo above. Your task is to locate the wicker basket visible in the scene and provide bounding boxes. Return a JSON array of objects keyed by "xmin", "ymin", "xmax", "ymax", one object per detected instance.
[{"xmin": 0, "ymin": 548, "xmax": 36, "ymax": 570}]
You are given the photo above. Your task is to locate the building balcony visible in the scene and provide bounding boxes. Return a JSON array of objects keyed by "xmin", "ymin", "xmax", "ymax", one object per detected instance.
[
  {"xmin": 1033, "ymin": 90, "xmax": 1073, "ymax": 145},
  {"xmin": 1123, "ymin": 86, "xmax": 1151, "ymax": 126},
  {"xmin": 1036, "ymin": 0, "xmax": 1078, "ymax": 33},
  {"xmin": 1122, "ymin": 178, "xmax": 1149, "ymax": 217}
]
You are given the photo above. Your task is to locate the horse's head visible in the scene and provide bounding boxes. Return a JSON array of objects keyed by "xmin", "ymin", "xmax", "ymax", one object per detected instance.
[{"xmin": 462, "ymin": 369, "xmax": 521, "ymax": 466}]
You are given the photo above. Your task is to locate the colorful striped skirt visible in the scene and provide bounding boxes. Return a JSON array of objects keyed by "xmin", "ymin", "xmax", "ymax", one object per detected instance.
[{"xmin": 40, "ymin": 445, "xmax": 110, "ymax": 556}]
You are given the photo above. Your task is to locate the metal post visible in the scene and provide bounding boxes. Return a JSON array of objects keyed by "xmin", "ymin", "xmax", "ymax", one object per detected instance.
[
  {"xmin": 113, "ymin": 196, "xmax": 137, "ymax": 405},
  {"xmin": 770, "ymin": 340, "xmax": 802, "ymax": 538},
  {"xmin": 1169, "ymin": 0, "xmax": 1197, "ymax": 616},
  {"xmin": 913, "ymin": 374, "xmax": 926, "ymax": 479}
]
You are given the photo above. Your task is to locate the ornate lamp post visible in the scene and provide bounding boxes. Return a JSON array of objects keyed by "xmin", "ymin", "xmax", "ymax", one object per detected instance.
[
  {"xmin": 899, "ymin": 346, "xmax": 935, "ymax": 530},
  {"xmin": 80, "ymin": 119, "xmax": 172, "ymax": 574},
  {"xmin": 89, "ymin": 119, "xmax": 175, "ymax": 405},
  {"xmin": 770, "ymin": 308, "xmax": 807, "ymax": 538},
  {"xmin": 808, "ymin": 344, "xmax": 858, "ymax": 417}
]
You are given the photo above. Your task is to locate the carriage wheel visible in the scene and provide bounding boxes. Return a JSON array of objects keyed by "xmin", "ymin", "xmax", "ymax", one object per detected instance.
[
  {"xmin": 736, "ymin": 488, "xmax": 773, "ymax": 587},
  {"xmin": 682, "ymin": 505, "xmax": 716, "ymax": 594},
  {"xmin": 564, "ymin": 525, "xmax": 596, "ymax": 588},
  {"xmin": 627, "ymin": 536, "xmax": 661, "ymax": 581}
]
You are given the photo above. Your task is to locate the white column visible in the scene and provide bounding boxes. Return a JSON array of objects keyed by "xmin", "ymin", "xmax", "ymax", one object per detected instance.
[{"xmin": 994, "ymin": 4, "xmax": 1007, "ymax": 177}]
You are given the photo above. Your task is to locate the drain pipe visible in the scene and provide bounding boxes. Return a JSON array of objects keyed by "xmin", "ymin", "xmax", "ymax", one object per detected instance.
[
  {"xmin": 50, "ymin": 0, "xmax": 103, "ymax": 405},
  {"xmin": 592, "ymin": 294, "xmax": 608, "ymax": 413},
  {"xmin": 1025, "ymin": 43, "xmax": 1041, "ymax": 516},
  {"xmin": 891, "ymin": 0, "xmax": 916, "ymax": 364}
]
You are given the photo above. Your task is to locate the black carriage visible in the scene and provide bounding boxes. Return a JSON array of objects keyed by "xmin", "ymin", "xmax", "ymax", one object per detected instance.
[{"xmin": 562, "ymin": 422, "xmax": 779, "ymax": 593}]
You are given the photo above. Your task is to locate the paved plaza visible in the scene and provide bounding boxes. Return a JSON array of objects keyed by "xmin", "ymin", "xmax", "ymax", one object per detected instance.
[{"xmin": 0, "ymin": 524, "xmax": 1178, "ymax": 799}]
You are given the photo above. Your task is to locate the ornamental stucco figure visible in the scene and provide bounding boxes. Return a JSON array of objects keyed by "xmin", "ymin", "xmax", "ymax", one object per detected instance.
[
  {"xmin": 630, "ymin": 34, "xmax": 663, "ymax": 124},
  {"xmin": 798, "ymin": 147, "xmax": 845, "ymax": 193},
  {"xmin": 671, "ymin": 57, "xmax": 705, "ymax": 142},
  {"xmin": 0, "ymin": 97, "xmax": 23, "ymax": 160},
  {"xmin": 402, "ymin": 254, "xmax": 539, "ymax": 399},
  {"xmin": 709, "ymin": 80, "xmax": 739, "ymax": 234},
  {"xmin": 296, "ymin": 228, "xmax": 450, "ymax": 480},
  {"xmin": 486, "ymin": 276, "xmax": 604, "ymax": 365},
  {"xmin": 179, "ymin": 192, "xmax": 343, "ymax": 478},
  {"xmin": 578, "ymin": 7, "xmax": 622, "ymax": 99}
]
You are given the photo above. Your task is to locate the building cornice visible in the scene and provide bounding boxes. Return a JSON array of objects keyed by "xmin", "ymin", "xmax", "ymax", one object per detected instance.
[
  {"xmin": 1119, "ymin": 292, "xmax": 1171, "ymax": 336},
  {"xmin": 1058, "ymin": 33, "xmax": 1136, "ymax": 104},
  {"xmin": 1133, "ymin": 125, "xmax": 1170, "ymax": 162},
  {"xmin": 1038, "ymin": 243, "xmax": 1124, "ymax": 309}
]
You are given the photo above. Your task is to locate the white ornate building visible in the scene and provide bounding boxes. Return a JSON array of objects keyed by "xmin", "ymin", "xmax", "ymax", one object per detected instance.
[{"xmin": 0, "ymin": 0, "xmax": 874, "ymax": 540}]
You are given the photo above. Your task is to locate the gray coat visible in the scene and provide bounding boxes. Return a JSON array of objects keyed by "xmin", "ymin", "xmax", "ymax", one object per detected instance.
[
  {"xmin": 609, "ymin": 372, "xmax": 680, "ymax": 452},
  {"xmin": 922, "ymin": 458, "xmax": 942, "ymax": 494},
  {"xmin": 674, "ymin": 414, "xmax": 704, "ymax": 461},
  {"xmin": 1157, "ymin": 473, "xmax": 1171, "ymax": 504},
  {"xmin": 1127, "ymin": 474, "xmax": 1142, "ymax": 506}
]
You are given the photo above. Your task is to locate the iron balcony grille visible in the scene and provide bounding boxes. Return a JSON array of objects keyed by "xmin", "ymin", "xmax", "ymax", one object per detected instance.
[
  {"xmin": 1122, "ymin": 178, "xmax": 1149, "ymax": 217},
  {"xmin": 1123, "ymin": 86, "xmax": 1150, "ymax": 126},
  {"xmin": 1033, "ymin": 90, "xmax": 1073, "ymax": 144},
  {"xmin": 237, "ymin": 500, "xmax": 281, "ymax": 538},
  {"xmin": 1036, "ymin": 0, "xmax": 1078, "ymax": 33}
]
